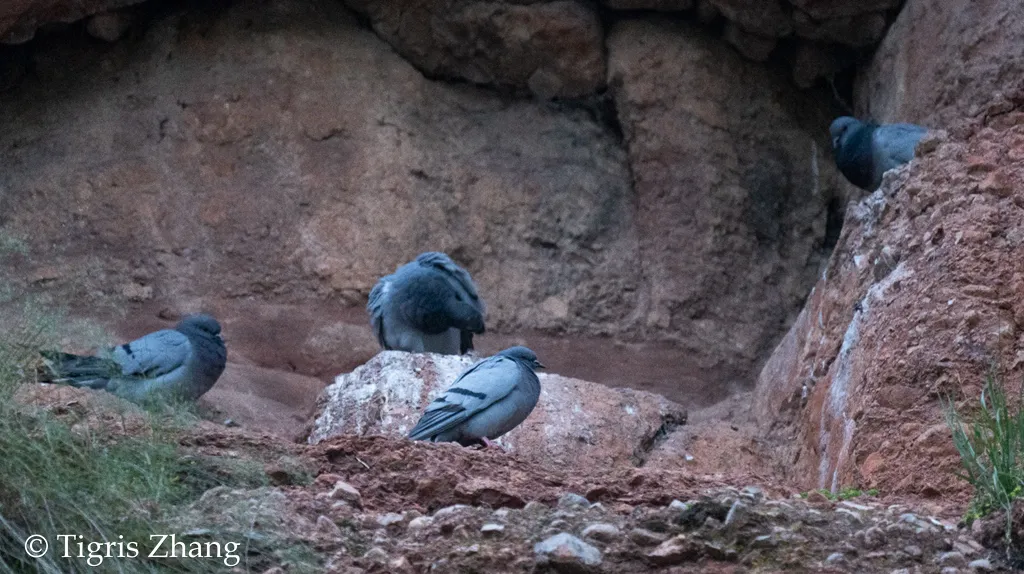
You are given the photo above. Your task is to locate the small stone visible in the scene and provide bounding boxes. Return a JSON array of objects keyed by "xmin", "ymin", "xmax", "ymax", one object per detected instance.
[
  {"xmin": 363, "ymin": 547, "xmax": 388, "ymax": 562},
  {"xmin": 938, "ymin": 552, "xmax": 967, "ymax": 568},
  {"xmin": 724, "ymin": 500, "xmax": 748, "ymax": 528},
  {"xmin": 262, "ymin": 568, "xmax": 285, "ymax": 574},
  {"xmin": 581, "ymin": 523, "xmax": 621, "ymax": 543},
  {"xmin": 836, "ymin": 508, "xmax": 864, "ymax": 523},
  {"xmin": 433, "ymin": 504, "xmax": 469, "ymax": 519},
  {"xmin": 941, "ymin": 569, "xmax": 961, "ymax": 574},
  {"xmin": 534, "ymin": 533, "xmax": 602, "ymax": 570},
  {"xmin": 628, "ymin": 528, "xmax": 668, "ymax": 546},
  {"xmin": 481, "ymin": 523, "xmax": 505, "ymax": 537},
  {"xmin": 524, "ymin": 501, "xmax": 548, "ymax": 513},
  {"xmin": 492, "ymin": 508, "xmax": 511, "ymax": 520},
  {"xmin": 741, "ymin": 486, "xmax": 764, "ymax": 502},
  {"xmin": 223, "ymin": 418, "xmax": 239, "ymax": 427},
  {"xmin": 548, "ymin": 519, "xmax": 571, "ymax": 531},
  {"xmin": 903, "ymin": 545, "xmax": 923, "ymax": 559},
  {"xmin": 376, "ymin": 512, "xmax": 404, "ymax": 528},
  {"xmin": 840, "ymin": 501, "xmax": 873, "ymax": 512},
  {"xmin": 330, "ymin": 481, "xmax": 362, "ymax": 507},
  {"xmin": 668, "ymin": 499, "xmax": 689, "ymax": 512},
  {"xmin": 407, "ymin": 516, "xmax": 433, "ymax": 532},
  {"xmin": 826, "ymin": 552, "xmax": 846, "ymax": 564},
  {"xmin": 751, "ymin": 534, "xmax": 777, "ymax": 549},
  {"xmin": 316, "ymin": 515, "xmax": 341, "ymax": 537},
  {"xmin": 952, "ymin": 541, "xmax": 976, "ymax": 556},
  {"xmin": 558, "ymin": 493, "xmax": 590, "ymax": 509},
  {"xmin": 968, "ymin": 558, "xmax": 993, "ymax": 571},
  {"xmin": 455, "ymin": 544, "xmax": 480, "ymax": 555},
  {"xmin": 648, "ymin": 535, "xmax": 701, "ymax": 566}
]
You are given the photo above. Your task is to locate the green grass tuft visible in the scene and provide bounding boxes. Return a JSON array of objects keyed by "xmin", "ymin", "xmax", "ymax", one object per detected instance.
[{"xmin": 943, "ymin": 369, "xmax": 1024, "ymax": 550}]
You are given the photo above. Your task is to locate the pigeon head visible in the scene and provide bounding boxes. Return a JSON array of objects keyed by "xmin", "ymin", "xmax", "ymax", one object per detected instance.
[
  {"xmin": 499, "ymin": 346, "xmax": 545, "ymax": 370},
  {"xmin": 177, "ymin": 313, "xmax": 222, "ymax": 337},
  {"xmin": 415, "ymin": 251, "xmax": 456, "ymax": 267},
  {"xmin": 829, "ymin": 116, "xmax": 873, "ymax": 154}
]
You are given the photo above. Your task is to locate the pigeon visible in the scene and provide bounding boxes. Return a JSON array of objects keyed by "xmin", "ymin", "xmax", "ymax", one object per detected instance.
[
  {"xmin": 37, "ymin": 313, "xmax": 227, "ymax": 403},
  {"xmin": 408, "ymin": 346, "xmax": 544, "ymax": 447},
  {"xmin": 830, "ymin": 116, "xmax": 928, "ymax": 191},
  {"xmin": 368, "ymin": 252, "xmax": 486, "ymax": 355}
]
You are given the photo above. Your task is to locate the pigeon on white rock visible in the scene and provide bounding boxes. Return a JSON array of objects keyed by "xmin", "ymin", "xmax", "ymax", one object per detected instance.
[
  {"xmin": 367, "ymin": 251, "xmax": 486, "ymax": 355},
  {"xmin": 408, "ymin": 346, "xmax": 544, "ymax": 447}
]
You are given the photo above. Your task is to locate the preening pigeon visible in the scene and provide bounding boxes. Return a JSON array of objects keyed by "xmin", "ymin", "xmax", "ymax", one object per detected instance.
[
  {"xmin": 368, "ymin": 252, "xmax": 486, "ymax": 355},
  {"xmin": 38, "ymin": 313, "xmax": 227, "ymax": 403},
  {"xmin": 408, "ymin": 346, "xmax": 544, "ymax": 447},
  {"xmin": 830, "ymin": 116, "xmax": 928, "ymax": 191}
]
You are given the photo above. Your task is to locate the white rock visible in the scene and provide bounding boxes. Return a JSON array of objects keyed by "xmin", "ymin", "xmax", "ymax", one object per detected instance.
[{"xmin": 534, "ymin": 533, "xmax": 602, "ymax": 567}]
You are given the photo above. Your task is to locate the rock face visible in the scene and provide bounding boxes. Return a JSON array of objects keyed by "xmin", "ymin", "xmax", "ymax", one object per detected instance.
[
  {"xmin": 0, "ymin": 0, "xmax": 636, "ymax": 367},
  {"xmin": 308, "ymin": 351, "xmax": 687, "ymax": 471},
  {"xmin": 0, "ymin": 0, "xmax": 142, "ymax": 44},
  {"xmin": 0, "ymin": 0, "xmax": 842, "ymax": 399},
  {"xmin": 856, "ymin": 0, "xmax": 1024, "ymax": 127},
  {"xmin": 752, "ymin": 102, "xmax": 1024, "ymax": 496},
  {"xmin": 607, "ymin": 18, "xmax": 841, "ymax": 391},
  {"xmin": 342, "ymin": 0, "xmax": 605, "ymax": 98}
]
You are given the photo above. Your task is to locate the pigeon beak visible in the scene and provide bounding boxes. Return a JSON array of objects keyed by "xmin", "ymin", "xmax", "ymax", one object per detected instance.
[{"xmin": 535, "ymin": 361, "xmax": 546, "ymax": 369}]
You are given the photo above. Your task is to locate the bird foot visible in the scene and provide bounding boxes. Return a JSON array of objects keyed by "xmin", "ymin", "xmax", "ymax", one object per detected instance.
[{"xmin": 480, "ymin": 437, "xmax": 506, "ymax": 451}]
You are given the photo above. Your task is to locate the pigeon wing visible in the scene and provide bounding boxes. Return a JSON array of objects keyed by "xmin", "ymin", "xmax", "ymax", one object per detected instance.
[
  {"xmin": 367, "ymin": 276, "xmax": 393, "ymax": 349},
  {"xmin": 111, "ymin": 329, "xmax": 191, "ymax": 379},
  {"xmin": 408, "ymin": 356, "xmax": 519, "ymax": 440}
]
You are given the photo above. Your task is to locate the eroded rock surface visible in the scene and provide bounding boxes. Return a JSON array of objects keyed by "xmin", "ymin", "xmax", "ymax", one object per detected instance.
[
  {"xmin": 342, "ymin": 0, "xmax": 605, "ymax": 98},
  {"xmin": 308, "ymin": 351, "xmax": 687, "ymax": 471},
  {"xmin": 608, "ymin": 18, "xmax": 841, "ymax": 390},
  {"xmin": 857, "ymin": 0, "xmax": 1024, "ymax": 126},
  {"xmin": 753, "ymin": 100, "xmax": 1024, "ymax": 498},
  {"xmin": 0, "ymin": 0, "xmax": 141, "ymax": 43}
]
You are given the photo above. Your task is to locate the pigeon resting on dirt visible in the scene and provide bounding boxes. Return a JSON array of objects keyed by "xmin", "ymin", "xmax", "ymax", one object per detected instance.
[
  {"xmin": 37, "ymin": 313, "xmax": 227, "ymax": 403},
  {"xmin": 368, "ymin": 252, "xmax": 486, "ymax": 355},
  {"xmin": 408, "ymin": 346, "xmax": 544, "ymax": 447},
  {"xmin": 830, "ymin": 116, "xmax": 928, "ymax": 191}
]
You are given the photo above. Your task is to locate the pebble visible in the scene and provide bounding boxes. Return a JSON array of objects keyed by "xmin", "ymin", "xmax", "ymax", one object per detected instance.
[
  {"xmin": 433, "ymin": 505, "xmax": 469, "ymax": 519},
  {"xmin": 481, "ymin": 523, "xmax": 505, "ymax": 537},
  {"xmin": 724, "ymin": 500, "xmax": 748, "ymax": 528},
  {"xmin": 938, "ymin": 552, "xmax": 968, "ymax": 567},
  {"xmin": 968, "ymin": 558, "xmax": 993, "ymax": 571},
  {"xmin": 840, "ymin": 500, "xmax": 873, "ymax": 512},
  {"xmin": 825, "ymin": 552, "xmax": 846, "ymax": 564},
  {"xmin": 534, "ymin": 533, "xmax": 602, "ymax": 569},
  {"xmin": 523, "ymin": 501, "xmax": 547, "ymax": 513},
  {"xmin": 363, "ymin": 547, "xmax": 388, "ymax": 562},
  {"xmin": 628, "ymin": 528, "xmax": 668, "ymax": 546},
  {"xmin": 581, "ymin": 523, "xmax": 621, "ymax": 543},
  {"xmin": 647, "ymin": 536, "xmax": 701, "ymax": 566},
  {"xmin": 329, "ymin": 481, "xmax": 362, "ymax": 506},
  {"xmin": 668, "ymin": 499, "xmax": 689, "ymax": 512},
  {"xmin": 547, "ymin": 519, "xmax": 571, "ymax": 530},
  {"xmin": 407, "ymin": 516, "xmax": 433, "ymax": 532},
  {"xmin": 492, "ymin": 508, "xmax": 510, "ymax": 520},
  {"xmin": 836, "ymin": 508, "xmax": 864, "ymax": 523},
  {"xmin": 558, "ymin": 493, "xmax": 590, "ymax": 509},
  {"xmin": 316, "ymin": 515, "xmax": 341, "ymax": 537},
  {"xmin": 376, "ymin": 512, "xmax": 404, "ymax": 528},
  {"xmin": 741, "ymin": 486, "xmax": 764, "ymax": 502},
  {"xmin": 903, "ymin": 544, "xmax": 922, "ymax": 559}
]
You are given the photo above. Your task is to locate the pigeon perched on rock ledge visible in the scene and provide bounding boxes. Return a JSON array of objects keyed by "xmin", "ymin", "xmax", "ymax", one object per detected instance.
[
  {"xmin": 830, "ymin": 116, "xmax": 928, "ymax": 191},
  {"xmin": 409, "ymin": 346, "xmax": 544, "ymax": 447},
  {"xmin": 38, "ymin": 313, "xmax": 227, "ymax": 403},
  {"xmin": 368, "ymin": 252, "xmax": 486, "ymax": 355}
]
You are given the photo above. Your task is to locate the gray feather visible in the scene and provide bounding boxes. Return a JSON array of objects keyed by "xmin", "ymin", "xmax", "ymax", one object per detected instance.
[
  {"xmin": 38, "ymin": 313, "xmax": 227, "ymax": 403},
  {"xmin": 367, "ymin": 252, "xmax": 486, "ymax": 355},
  {"xmin": 408, "ymin": 346, "xmax": 543, "ymax": 446},
  {"xmin": 831, "ymin": 116, "xmax": 928, "ymax": 191}
]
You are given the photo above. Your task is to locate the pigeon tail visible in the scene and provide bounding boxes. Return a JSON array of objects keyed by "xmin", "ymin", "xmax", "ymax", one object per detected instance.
[{"xmin": 37, "ymin": 350, "xmax": 119, "ymax": 390}]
